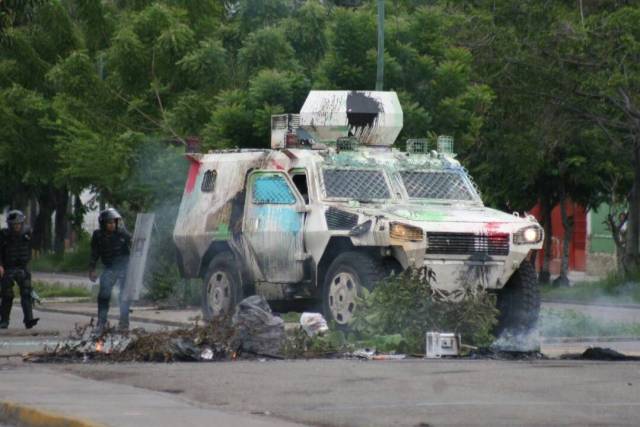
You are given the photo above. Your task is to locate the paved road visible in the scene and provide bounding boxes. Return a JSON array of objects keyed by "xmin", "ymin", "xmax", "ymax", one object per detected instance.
[
  {"xmin": 1, "ymin": 307, "xmax": 640, "ymax": 426},
  {"xmin": 0, "ymin": 366, "xmax": 303, "ymax": 427},
  {"xmin": 544, "ymin": 301, "xmax": 640, "ymax": 323},
  {"xmin": 44, "ymin": 358, "xmax": 640, "ymax": 426}
]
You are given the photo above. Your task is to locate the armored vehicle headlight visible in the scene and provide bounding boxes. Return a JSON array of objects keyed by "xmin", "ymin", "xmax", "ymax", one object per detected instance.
[
  {"xmin": 513, "ymin": 225, "xmax": 543, "ymax": 244},
  {"xmin": 390, "ymin": 222, "xmax": 424, "ymax": 242}
]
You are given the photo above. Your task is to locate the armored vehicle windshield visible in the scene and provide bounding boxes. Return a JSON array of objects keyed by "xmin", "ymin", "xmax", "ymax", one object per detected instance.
[
  {"xmin": 322, "ymin": 168, "xmax": 393, "ymax": 201},
  {"xmin": 398, "ymin": 169, "xmax": 481, "ymax": 202}
]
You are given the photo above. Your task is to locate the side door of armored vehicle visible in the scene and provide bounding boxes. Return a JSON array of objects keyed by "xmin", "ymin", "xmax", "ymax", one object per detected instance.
[{"xmin": 242, "ymin": 170, "xmax": 306, "ymax": 283}]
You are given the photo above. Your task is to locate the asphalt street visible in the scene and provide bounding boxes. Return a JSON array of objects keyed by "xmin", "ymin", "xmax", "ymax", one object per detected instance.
[
  {"xmin": 3, "ymin": 357, "xmax": 640, "ymax": 427},
  {"xmin": 1, "ymin": 305, "xmax": 640, "ymax": 426}
]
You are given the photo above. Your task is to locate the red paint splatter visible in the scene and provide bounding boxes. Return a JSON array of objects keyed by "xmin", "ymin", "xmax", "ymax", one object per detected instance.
[
  {"xmin": 270, "ymin": 160, "xmax": 285, "ymax": 170},
  {"xmin": 185, "ymin": 159, "xmax": 201, "ymax": 193},
  {"xmin": 484, "ymin": 222, "xmax": 509, "ymax": 246},
  {"xmin": 485, "ymin": 222, "xmax": 504, "ymax": 236}
]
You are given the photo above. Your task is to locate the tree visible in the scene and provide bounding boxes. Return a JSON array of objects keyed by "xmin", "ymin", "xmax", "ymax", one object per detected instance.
[
  {"xmin": 567, "ymin": 6, "xmax": 640, "ymax": 273},
  {"xmin": 237, "ymin": 26, "xmax": 299, "ymax": 79}
]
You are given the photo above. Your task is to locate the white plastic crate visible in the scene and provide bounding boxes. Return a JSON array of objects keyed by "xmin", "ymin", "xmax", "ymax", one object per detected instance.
[{"xmin": 425, "ymin": 332, "xmax": 461, "ymax": 359}]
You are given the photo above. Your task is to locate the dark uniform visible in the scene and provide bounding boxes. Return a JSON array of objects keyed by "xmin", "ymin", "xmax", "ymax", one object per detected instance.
[
  {"xmin": 90, "ymin": 208, "xmax": 132, "ymax": 330},
  {"xmin": 0, "ymin": 210, "xmax": 38, "ymax": 329}
]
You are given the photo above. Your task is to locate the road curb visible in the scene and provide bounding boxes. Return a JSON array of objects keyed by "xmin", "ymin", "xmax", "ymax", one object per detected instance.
[
  {"xmin": 0, "ymin": 401, "xmax": 106, "ymax": 427},
  {"xmin": 35, "ymin": 306, "xmax": 191, "ymax": 328},
  {"xmin": 542, "ymin": 336, "xmax": 640, "ymax": 343},
  {"xmin": 542, "ymin": 298, "xmax": 640, "ymax": 310}
]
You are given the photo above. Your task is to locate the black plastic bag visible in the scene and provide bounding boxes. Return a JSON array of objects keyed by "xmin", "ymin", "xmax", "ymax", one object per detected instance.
[{"xmin": 231, "ymin": 295, "xmax": 285, "ymax": 356}]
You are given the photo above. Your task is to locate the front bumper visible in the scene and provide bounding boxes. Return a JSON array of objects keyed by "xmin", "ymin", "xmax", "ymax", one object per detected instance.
[{"xmin": 389, "ymin": 239, "xmax": 535, "ymax": 291}]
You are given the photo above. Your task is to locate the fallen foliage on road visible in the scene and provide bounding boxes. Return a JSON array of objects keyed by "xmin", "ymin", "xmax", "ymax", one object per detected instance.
[{"xmin": 352, "ymin": 267, "xmax": 500, "ymax": 353}]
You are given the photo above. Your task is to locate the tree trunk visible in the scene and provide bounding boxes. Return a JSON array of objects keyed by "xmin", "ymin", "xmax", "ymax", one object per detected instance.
[
  {"xmin": 29, "ymin": 196, "xmax": 38, "ymax": 231},
  {"xmin": 72, "ymin": 193, "xmax": 85, "ymax": 234},
  {"xmin": 33, "ymin": 187, "xmax": 55, "ymax": 254},
  {"xmin": 539, "ymin": 196, "xmax": 553, "ymax": 284},
  {"xmin": 626, "ymin": 142, "xmax": 640, "ymax": 274},
  {"xmin": 10, "ymin": 183, "xmax": 29, "ymax": 213},
  {"xmin": 554, "ymin": 190, "xmax": 572, "ymax": 287},
  {"xmin": 607, "ymin": 207, "xmax": 627, "ymax": 274},
  {"xmin": 54, "ymin": 187, "xmax": 69, "ymax": 256}
]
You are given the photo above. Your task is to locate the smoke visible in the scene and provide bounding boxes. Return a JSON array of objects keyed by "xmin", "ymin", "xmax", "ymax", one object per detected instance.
[
  {"xmin": 116, "ymin": 140, "xmax": 191, "ymax": 305},
  {"xmin": 491, "ymin": 329, "xmax": 541, "ymax": 353}
]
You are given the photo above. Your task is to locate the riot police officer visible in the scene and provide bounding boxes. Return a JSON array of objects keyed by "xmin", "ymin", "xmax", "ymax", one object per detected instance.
[
  {"xmin": 0, "ymin": 210, "xmax": 38, "ymax": 329},
  {"xmin": 89, "ymin": 208, "xmax": 132, "ymax": 332}
]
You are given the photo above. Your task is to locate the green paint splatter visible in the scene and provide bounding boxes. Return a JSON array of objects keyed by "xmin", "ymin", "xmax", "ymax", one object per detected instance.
[
  {"xmin": 212, "ymin": 223, "xmax": 231, "ymax": 240},
  {"xmin": 393, "ymin": 209, "xmax": 447, "ymax": 221}
]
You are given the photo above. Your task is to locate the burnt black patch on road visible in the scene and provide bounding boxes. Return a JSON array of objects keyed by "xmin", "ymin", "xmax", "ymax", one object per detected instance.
[
  {"xmin": 561, "ymin": 347, "xmax": 640, "ymax": 361},
  {"xmin": 469, "ymin": 348, "xmax": 547, "ymax": 360}
]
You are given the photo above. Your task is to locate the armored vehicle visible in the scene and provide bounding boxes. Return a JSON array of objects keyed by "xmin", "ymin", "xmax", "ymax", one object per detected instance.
[{"xmin": 174, "ymin": 91, "xmax": 543, "ymax": 332}]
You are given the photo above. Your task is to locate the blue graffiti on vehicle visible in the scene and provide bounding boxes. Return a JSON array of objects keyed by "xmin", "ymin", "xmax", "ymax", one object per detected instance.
[
  {"xmin": 254, "ymin": 206, "xmax": 301, "ymax": 234},
  {"xmin": 252, "ymin": 175, "xmax": 296, "ymax": 204}
]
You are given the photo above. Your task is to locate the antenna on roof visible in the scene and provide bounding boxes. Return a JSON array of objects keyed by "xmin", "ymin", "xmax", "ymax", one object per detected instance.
[{"xmin": 375, "ymin": 0, "xmax": 384, "ymax": 91}]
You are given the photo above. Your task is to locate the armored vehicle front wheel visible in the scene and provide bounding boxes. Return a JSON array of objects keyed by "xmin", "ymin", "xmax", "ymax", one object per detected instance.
[
  {"xmin": 202, "ymin": 253, "xmax": 243, "ymax": 321},
  {"xmin": 495, "ymin": 261, "xmax": 540, "ymax": 335},
  {"xmin": 322, "ymin": 251, "xmax": 388, "ymax": 328}
]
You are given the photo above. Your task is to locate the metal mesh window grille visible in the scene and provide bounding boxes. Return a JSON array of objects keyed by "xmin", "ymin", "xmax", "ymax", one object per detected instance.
[
  {"xmin": 427, "ymin": 232, "xmax": 509, "ymax": 256},
  {"xmin": 252, "ymin": 175, "xmax": 296, "ymax": 204},
  {"xmin": 325, "ymin": 208, "xmax": 358, "ymax": 230},
  {"xmin": 201, "ymin": 170, "xmax": 216, "ymax": 192},
  {"xmin": 323, "ymin": 169, "xmax": 391, "ymax": 200},
  {"xmin": 400, "ymin": 171, "xmax": 475, "ymax": 200},
  {"xmin": 406, "ymin": 139, "xmax": 429, "ymax": 153}
]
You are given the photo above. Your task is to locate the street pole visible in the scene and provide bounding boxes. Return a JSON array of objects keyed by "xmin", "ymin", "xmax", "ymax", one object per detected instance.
[{"xmin": 376, "ymin": 0, "xmax": 384, "ymax": 91}]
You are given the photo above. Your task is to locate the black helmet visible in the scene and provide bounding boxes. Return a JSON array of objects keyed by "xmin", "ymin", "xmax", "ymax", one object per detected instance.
[
  {"xmin": 98, "ymin": 208, "xmax": 122, "ymax": 227},
  {"xmin": 6, "ymin": 210, "xmax": 25, "ymax": 226}
]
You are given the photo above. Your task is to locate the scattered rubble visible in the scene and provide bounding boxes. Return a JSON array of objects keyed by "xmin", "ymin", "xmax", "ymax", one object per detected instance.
[
  {"xmin": 352, "ymin": 348, "xmax": 376, "ymax": 359},
  {"xmin": 24, "ymin": 298, "xmax": 639, "ymax": 364}
]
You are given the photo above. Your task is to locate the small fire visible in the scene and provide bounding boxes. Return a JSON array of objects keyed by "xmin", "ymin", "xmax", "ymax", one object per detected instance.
[
  {"xmin": 232, "ymin": 351, "xmax": 238, "ymax": 361},
  {"xmin": 95, "ymin": 340, "xmax": 104, "ymax": 353}
]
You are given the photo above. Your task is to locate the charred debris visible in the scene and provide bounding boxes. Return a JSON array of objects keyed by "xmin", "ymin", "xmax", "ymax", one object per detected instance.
[
  {"xmin": 24, "ymin": 320, "xmax": 638, "ymax": 364},
  {"xmin": 22, "ymin": 292, "xmax": 640, "ymax": 363}
]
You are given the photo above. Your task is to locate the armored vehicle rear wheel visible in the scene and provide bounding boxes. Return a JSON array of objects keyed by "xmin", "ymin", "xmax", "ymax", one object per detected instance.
[
  {"xmin": 202, "ymin": 253, "xmax": 243, "ymax": 321},
  {"xmin": 322, "ymin": 251, "xmax": 388, "ymax": 328},
  {"xmin": 495, "ymin": 261, "xmax": 540, "ymax": 335}
]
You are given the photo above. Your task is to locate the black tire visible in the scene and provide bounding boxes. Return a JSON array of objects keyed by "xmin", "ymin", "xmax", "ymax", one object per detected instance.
[
  {"xmin": 322, "ymin": 251, "xmax": 388, "ymax": 328},
  {"xmin": 495, "ymin": 261, "xmax": 540, "ymax": 335},
  {"xmin": 202, "ymin": 252, "xmax": 243, "ymax": 321}
]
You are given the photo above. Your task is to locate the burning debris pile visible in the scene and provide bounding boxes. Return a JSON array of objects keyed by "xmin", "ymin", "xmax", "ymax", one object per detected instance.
[
  {"xmin": 25, "ymin": 296, "xmax": 286, "ymax": 363},
  {"xmin": 25, "ymin": 317, "xmax": 237, "ymax": 363},
  {"xmin": 23, "ymin": 273, "xmax": 532, "ymax": 363},
  {"xmin": 468, "ymin": 347, "xmax": 547, "ymax": 360}
]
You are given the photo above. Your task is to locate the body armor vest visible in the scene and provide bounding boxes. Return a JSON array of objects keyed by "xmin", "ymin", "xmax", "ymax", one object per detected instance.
[
  {"xmin": 0, "ymin": 227, "xmax": 32, "ymax": 269},
  {"xmin": 90, "ymin": 229, "xmax": 131, "ymax": 269}
]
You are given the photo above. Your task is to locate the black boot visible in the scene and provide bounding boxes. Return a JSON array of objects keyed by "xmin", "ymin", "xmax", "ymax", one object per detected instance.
[
  {"xmin": 21, "ymin": 293, "xmax": 38, "ymax": 329},
  {"xmin": 25, "ymin": 318, "xmax": 39, "ymax": 329},
  {"xmin": 0, "ymin": 297, "xmax": 12, "ymax": 328}
]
